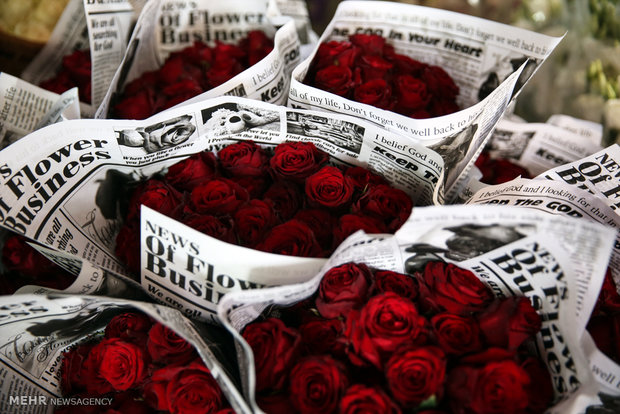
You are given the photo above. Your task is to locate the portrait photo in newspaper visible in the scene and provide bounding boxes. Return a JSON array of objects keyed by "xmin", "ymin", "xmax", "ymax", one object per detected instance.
[
  {"xmin": 478, "ymin": 53, "xmax": 540, "ymax": 100},
  {"xmin": 487, "ymin": 127, "xmax": 535, "ymax": 159},
  {"xmin": 116, "ymin": 114, "xmax": 197, "ymax": 155},
  {"xmin": 286, "ymin": 111, "xmax": 364, "ymax": 154},
  {"xmin": 402, "ymin": 222, "xmax": 536, "ymax": 272},
  {"xmin": 201, "ymin": 102, "xmax": 280, "ymax": 138}
]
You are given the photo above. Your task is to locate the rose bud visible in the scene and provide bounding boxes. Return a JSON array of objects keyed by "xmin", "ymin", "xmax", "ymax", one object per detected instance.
[
  {"xmin": 242, "ymin": 317, "xmax": 301, "ymax": 392},
  {"xmin": 314, "ymin": 65, "xmax": 357, "ymax": 97},
  {"xmin": 333, "ymin": 213, "xmax": 388, "ymax": 248},
  {"xmin": 255, "ymin": 219, "xmax": 323, "ymax": 258},
  {"xmin": 299, "ymin": 318, "xmax": 347, "ymax": 357},
  {"xmin": 352, "ymin": 184, "xmax": 413, "ymax": 232},
  {"xmin": 165, "ymin": 151, "xmax": 218, "ymax": 192},
  {"xmin": 346, "ymin": 292, "xmax": 428, "ymax": 368},
  {"xmin": 313, "ymin": 40, "xmax": 359, "ymax": 70},
  {"xmin": 316, "ymin": 262, "xmax": 374, "ymax": 319},
  {"xmin": 289, "ymin": 355, "xmax": 349, "ymax": 414},
  {"xmin": 82, "ymin": 338, "xmax": 148, "ymax": 395},
  {"xmin": 147, "ymin": 323, "xmax": 197, "ymax": 365},
  {"xmin": 306, "ymin": 166, "xmax": 354, "ymax": 209},
  {"xmin": 354, "ymin": 79, "xmax": 394, "ymax": 110},
  {"xmin": 339, "ymin": 384, "xmax": 401, "ymax": 414},
  {"xmin": 264, "ymin": 181, "xmax": 304, "ymax": 221},
  {"xmin": 477, "ymin": 297, "xmax": 542, "ymax": 351},
  {"xmin": 417, "ymin": 261, "xmax": 494, "ymax": 315},
  {"xmin": 189, "ymin": 178, "xmax": 249, "ymax": 216},
  {"xmin": 269, "ymin": 141, "xmax": 329, "ymax": 182},
  {"xmin": 358, "ymin": 54, "xmax": 393, "ymax": 81},
  {"xmin": 431, "ymin": 312, "xmax": 484, "ymax": 356},
  {"xmin": 374, "ymin": 270, "xmax": 419, "ymax": 301},
  {"xmin": 394, "ymin": 74, "xmax": 431, "ymax": 113},
  {"xmin": 218, "ymin": 141, "xmax": 268, "ymax": 177},
  {"xmin": 105, "ymin": 312, "xmax": 152, "ymax": 346},
  {"xmin": 447, "ymin": 360, "xmax": 530, "ymax": 414},
  {"xmin": 234, "ymin": 199, "xmax": 279, "ymax": 247},
  {"xmin": 385, "ymin": 346, "xmax": 447, "ymax": 408}
]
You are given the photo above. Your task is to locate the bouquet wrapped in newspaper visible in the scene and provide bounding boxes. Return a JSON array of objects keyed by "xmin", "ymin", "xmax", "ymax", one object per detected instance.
[
  {"xmin": 19, "ymin": 0, "xmax": 138, "ymax": 116},
  {"xmin": 0, "ymin": 293, "xmax": 251, "ymax": 413},
  {"xmin": 289, "ymin": 1, "xmax": 564, "ymax": 200},
  {"xmin": 0, "ymin": 72, "xmax": 80, "ymax": 148},
  {"xmin": 95, "ymin": 0, "xmax": 303, "ymax": 120},
  {"xmin": 217, "ymin": 205, "xmax": 617, "ymax": 413},
  {"xmin": 0, "ymin": 95, "xmax": 449, "ymax": 323}
]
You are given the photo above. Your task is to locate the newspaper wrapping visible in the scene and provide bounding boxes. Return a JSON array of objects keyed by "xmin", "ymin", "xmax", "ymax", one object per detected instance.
[
  {"xmin": 94, "ymin": 0, "xmax": 302, "ymax": 119},
  {"xmin": 20, "ymin": 0, "xmax": 136, "ymax": 116},
  {"xmin": 0, "ymin": 73, "xmax": 80, "ymax": 148},
  {"xmin": 271, "ymin": 0, "xmax": 318, "ymax": 50},
  {"xmin": 0, "ymin": 293, "xmax": 252, "ymax": 414},
  {"xmin": 287, "ymin": 1, "xmax": 564, "ymax": 200},
  {"xmin": 217, "ymin": 204, "xmax": 616, "ymax": 413},
  {"xmin": 0, "ymin": 95, "xmax": 449, "ymax": 323}
]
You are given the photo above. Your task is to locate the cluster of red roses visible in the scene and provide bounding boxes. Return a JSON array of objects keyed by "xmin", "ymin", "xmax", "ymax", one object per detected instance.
[
  {"xmin": 242, "ymin": 261, "xmax": 553, "ymax": 414},
  {"xmin": 40, "ymin": 49, "xmax": 92, "ymax": 104},
  {"xmin": 57, "ymin": 311, "xmax": 232, "ymax": 414},
  {"xmin": 587, "ymin": 269, "xmax": 620, "ymax": 363},
  {"xmin": 0, "ymin": 233, "xmax": 73, "ymax": 294},
  {"xmin": 112, "ymin": 31, "xmax": 274, "ymax": 120},
  {"xmin": 304, "ymin": 34, "xmax": 460, "ymax": 119},
  {"xmin": 115, "ymin": 141, "xmax": 413, "ymax": 275},
  {"xmin": 474, "ymin": 151, "xmax": 532, "ymax": 185}
]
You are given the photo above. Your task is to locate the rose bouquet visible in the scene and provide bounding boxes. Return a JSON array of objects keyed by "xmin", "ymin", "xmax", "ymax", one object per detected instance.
[
  {"xmin": 587, "ymin": 269, "xmax": 620, "ymax": 364},
  {"xmin": 115, "ymin": 140, "xmax": 413, "ymax": 275},
  {"xmin": 474, "ymin": 151, "xmax": 532, "ymax": 185},
  {"xmin": 39, "ymin": 49, "xmax": 92, "ymax": 104},
  {"xmin": 303, "ymin": 33, "xmax": 460, "ymax": 119},
  {"xmin": 238, "ymin": 261, "xmax": 552, "ymax": 414},
  {"xmin": 56, "ymin": 310, "xmax": 235, "ymax": 414}
]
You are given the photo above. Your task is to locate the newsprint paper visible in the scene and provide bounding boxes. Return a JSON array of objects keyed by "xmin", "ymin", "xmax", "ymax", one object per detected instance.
[
  {"xmin": 95, "ymin": 0, "xmax": 303, "ymax": 119},
  {"xmin": 217, "ymin": 205, "xmax": 616, "ymax": 414},
  {"xmin": 288, "ymin": 1, "xmax": 564, "ymax": 200},
  {"xmin": 0, "ymin": 95, "xmax": 450, "ymax": 324},
  {"xmin": 0, "ymin": 294, "xmax": 251, "ymax": 414}
]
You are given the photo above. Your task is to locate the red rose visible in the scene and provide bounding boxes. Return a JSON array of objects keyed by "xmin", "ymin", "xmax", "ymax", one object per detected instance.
[
  {"xmin": 234, "ymin": 199, "xmax": 279, "ymax": 247},
  {"xmin": 289, "ymin": 355, "xmax": 349, "ymax": 414},
  {"xmin": 61, "ymin": 342, "xmax": 94, "ymax": 394},
  {"xmin": 305, "ymin": 166, "xmax": 354, "ymax": 209},
  {"xmin": 242, "ymin": 317, "xmax": 301, "ymax": 392},
  {"xmin": 475, "ymin": 153, "xmax": 532, "ymax": 185},
  {"xmin": 346, "ymin": 292, "xmax": 428, "ymax": 368},
  {"xmin": 354, "ymin": 79, "xmax": 393, "ymax": 110},
  {"xmin": 229, "ymin": 175, "xmax": 270, "ymax": 199},
  {"xmin": 389, "ymin": 54, "xmax": 427, "ymax": 77},
  {"xmin": 104, "ymin": 312, "xmax": 152, "ymax": 346},
  {"xmin": 423, "ymin": 65, "xmax": 459, "ymax": 100},
  {"xmin": 257, "ymin": 393, "xmax": 296, "ymax": 414},
  {"xmin": 314, "ymin": 65, "xmax": 357, "ymax": 97},
  {"xmin": 113, "ymin": 90, "xmax": 154, "ymax": 120},
  {"xmin": 374, "ymin": 270, "xmax": 419, "ymax": 301},
  {"xmin": 264, "ymin": 181, "xmax": 304, "ymax": 221},
  {"xmin": 333, "ymin": 213, "xmax": 388, "ymax": 247},
  {"xmin": 165, "ymin": 152, "xmax": 218, "ymax": 192},
  {"xmin": 385, "ymin": 346, "xmax": 447, "ymax": 407},
  {"xmin": 126, "ymin": 179, "xmax": 183, "ymax": 223},
  {"xmin": 345, "ymin": 166, "xmax": 387, "ymax": 192},
  {"xmin": 218, "ymin": 141, "xmax": 268, "ymax": 177},
  {"xmin": 147, "ymin": 322, "xmax": 196, "ymax": 365},
  {"xmin": 242, "ymin": 30, "xmax": 274, "ymax": 65},
  {"xmin": 255, "ymin": 219, "xmax": 323, "ymax": 257},
  {"xmin": 417, "ymin": 261, "xmax": 494, "ymax": 315},
  {"xmin": 299, "ymin": 318, "xmax": 347, "ymax": 357},
  {"xmin": 352, "ymin": 184, "xmax": 413, "ymax": 232},
  {"xmin": 430, "ymin": 312, "xmax": 483, "ymax": 355},
  {"xmin": 269, "ymin": 141, "xmax": 329, "ymax": 182},
  {"xmin": 349, "ymin": 34, "xmax": 385, "ymax": 55},
  {"xmin": 447, "ymin": 360, "xmax": 530, "ymax": 414},
  {"xmin": 206, "ymin": 51, "xmax": 244, "ymax": 88},
  {"xmin": 40, "ymin": 49, "xmax": 92, "ymax": 103},
  {"xmin": 314, "ymin": 41, "xmax": 359, "ymax": 69},
  {"xmin": 592, "ymin": 268, "xmax": 620, "ymax": 316},
  {"xmin": 394, "ymin": 75, "xmax": 430, "ymax": 112},
  {"xmin": 316, "ymin": 262, "xmax": 374, "ymax": 319},
  {"xmin": 181, "ymin": 213, "xmax": 236, "ymax": 244},
  {"xmin": 477, "ymin": 297, "xmax": 542, "ymax": 351},
  {"xmin": 145, "ymin": 360, "xmax": 223, "ymax": 414},
  {"xmin": 293, "ymin": 209, "xmax": 337, "ymax": 247},
  {"xmin": 115, "ymin": 222, "xmax": 141, "ymax": 275},
  {"xmin": 521, "ymin": 357, "xmax": 554, "ymax": 413},
  {"xmin": 189, "ymin": 178, "xmax": 249, "ymax": 216},
  {"xmin": 359, "ymin": 54, "xmax": 393, "ymax": 81},
  {"xmin": 339, "ymin": 385, "xmax": 401, "ymax": 414},
  {"xmin": 82, "ymin": 338, "xmax": 147, "ymax": 395}
]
